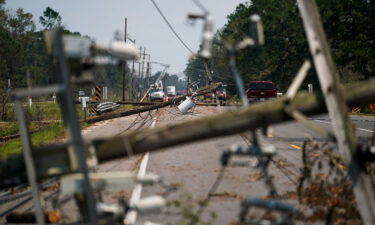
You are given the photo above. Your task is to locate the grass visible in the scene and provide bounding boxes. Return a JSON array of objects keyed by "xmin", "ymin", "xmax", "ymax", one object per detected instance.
[
  {"xmin": 0, "ymin": 102, "xmax": 92, "ymax": 159},
  {"xmin": 0, "ymin": 122, "xmax": 65, "ymax": 159},
  {"xmin": 0, "ymin": 121, "xmax": 92, "ymax": 159},
  {"xmin": 0, "ymin": 121, "xmax": 56, "ymax": 137},
  {"xmin": 0, "ymin": 101, "xmax": 137, "ymax": 159},
  {"xmin": 0, "ymin": 122, "xmax": 19, "ymax": 136}
]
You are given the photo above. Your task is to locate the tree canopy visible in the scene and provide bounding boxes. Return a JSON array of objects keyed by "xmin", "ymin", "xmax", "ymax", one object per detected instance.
[
  {"xmin": 185, "ymin": 0, "xmax": 374, "ymax": 94},
  {"xmin": 0, "ymin": 5, "xmax": 130, "ymax": 97},
  {"xmin": 39, "ymin": 7, "xmax": 62, "ymax": 30}
]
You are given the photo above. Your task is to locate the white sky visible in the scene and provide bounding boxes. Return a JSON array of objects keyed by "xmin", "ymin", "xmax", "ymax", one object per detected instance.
[{"xmin": 5, "ymin": 0, "xmax": 247, "ymax": 77}]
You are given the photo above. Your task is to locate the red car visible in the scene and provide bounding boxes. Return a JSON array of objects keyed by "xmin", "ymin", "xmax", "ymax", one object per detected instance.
[
  {"xmin": 246, "ymin": 81, "xmax": 278, "ymax": 102},
  {"xmin": 204, "ymin": 88, "xmax": 227, "ymax": 100},
  {"xmin": 216, "ymin": 88, "xmax": 227, "ymax": 100}
]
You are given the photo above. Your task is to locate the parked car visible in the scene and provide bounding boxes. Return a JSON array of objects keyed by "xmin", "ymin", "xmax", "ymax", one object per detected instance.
[
  {"xmin": 204, "ymin": 92, "xmax": 216, "ymax": 100},
  {"xmin": 216, "ymin": 88, "xmax": 227, "ymax": 100},
  {"xmin": 246, "ymin": 81, "xmax": 278, "ymax": 102},
  {"xmin": 204, "ymin": 88, "xmax": 227, "ymax": 101},
  {"xmin": 150, "ymin": 90, "xmax": 165, "ymax": 101}
]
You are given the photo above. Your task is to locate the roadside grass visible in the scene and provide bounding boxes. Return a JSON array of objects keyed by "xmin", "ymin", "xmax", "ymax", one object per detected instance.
[
  {"xmin": 0, "ymin": 122, "xmax": 19, "ymax": 136},
  {"xmin": 0, "ymin": 102, "xmax": 90, "ymax": 159},
  {"xmin": 0, "ymin": 121, "xmax": 57, "ymax": 137},
  {"xmin": 0, "ymin": 102, "xmax": 134, "ymax": 159},
  {"xmin": 0, "ymin": 121, "xmax": 92, "ymax": 159},
  {"xmin": 0, "ymin": 122, "xmax": 65, "ymax": 159}
]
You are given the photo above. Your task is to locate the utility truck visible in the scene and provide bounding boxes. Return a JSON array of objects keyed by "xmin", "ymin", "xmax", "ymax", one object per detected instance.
[{"xmin": 167, "ymin": 86, "xmax": 176, "ymax": 98}]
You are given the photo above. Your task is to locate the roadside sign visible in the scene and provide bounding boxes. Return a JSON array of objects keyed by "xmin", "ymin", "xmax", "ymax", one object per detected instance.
[
  {"xmin": 352, "ymin": 106, "xmax": 361, "ymax": 113},
  {"xmin": 95, "ymin": 85, "xmax": 102, "ymax": 102},
  {"xmin": 90, "ymin": 105, "xmax": 97, "ymax": 114},
  {"xmin": 103, "ymin": 86, "xmax": 108, "ymax": 100},
  {"xmin": 308, "ymin": 84, "xmax": 313, "ymax": 93},
  {"xmin": 81, "ymin": 97, "xmax": 87, "ymax": 108}
]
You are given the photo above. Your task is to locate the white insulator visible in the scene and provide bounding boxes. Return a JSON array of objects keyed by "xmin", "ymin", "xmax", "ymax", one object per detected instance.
[
  {"xmin": 137, "ymin": 173, "xmax": 160, "ymax": 185},
  {"xmin": 178, "ymin": 97, "xmax": 195, "ymax": 114},
  {"xmin": 199, "ymin": 14, "xmax": 214, "ymax": 59},
  {"xmin": 96, "ymin": 41, "xmax": 139, "ymax": 61},
  {"xmin": 97, "ymin": 202, "xmax": 121, "ymax": 215},
  {"xmin": 134, "ymin": 195, "xmax": 166, "ymax": 214}
]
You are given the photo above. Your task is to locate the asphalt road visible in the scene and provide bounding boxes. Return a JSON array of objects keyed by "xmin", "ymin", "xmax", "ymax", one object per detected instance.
[{"xmin": 1, "ymin": 106, "xmax": 374, "ymax": 224}]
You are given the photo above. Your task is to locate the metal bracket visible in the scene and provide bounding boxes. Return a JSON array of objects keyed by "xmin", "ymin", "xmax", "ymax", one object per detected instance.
[
  {"xmin": 240, "ymin": 198, "xmax": 297, "ymax": 225},
  {"xmin": 61, "ymin": 172, "xmax": 160, "ymax": 195}
]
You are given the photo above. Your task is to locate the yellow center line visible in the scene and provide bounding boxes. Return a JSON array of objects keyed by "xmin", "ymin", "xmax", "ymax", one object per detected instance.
[{"xmin": 290, "ymin": 144, "xmax": 302, "ymax": 150}]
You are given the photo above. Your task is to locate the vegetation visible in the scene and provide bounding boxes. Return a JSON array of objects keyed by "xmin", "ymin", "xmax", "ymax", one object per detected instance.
[
  {"xmin": 0, "ymin": 102, "xmax": 89, "ymax": 159},
  {"xmin": 0, "ymin": 121, "xmax": 66, "ymax": 158},
  {"xmin": 0, "ymin": 1, "xmax": 186, "ymax": 119},
  {"xmin": 185, "ymin": 0, "xmax": 374, "ymax": 93}
]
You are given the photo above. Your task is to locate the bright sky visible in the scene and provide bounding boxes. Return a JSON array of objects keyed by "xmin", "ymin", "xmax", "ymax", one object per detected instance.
[{"xmin": 5, "ymin": 0, "xmax": 247, "ymax": 77}]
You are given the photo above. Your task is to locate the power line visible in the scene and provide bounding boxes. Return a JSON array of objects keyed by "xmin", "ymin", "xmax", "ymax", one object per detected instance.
[
  {"xmin": 149, "ymin": 0, "xmax": 214, "ymax": 83},
  {"xmin": 149, "ymin": 0, "xmax": 194, "ymax": 54},
  {"xmin": 191, "ymin": 0, "xmax": 209, "ymax": 14}
]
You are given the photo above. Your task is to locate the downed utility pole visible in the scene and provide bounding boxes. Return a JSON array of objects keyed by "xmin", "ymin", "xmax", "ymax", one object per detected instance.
[
  {"xmin": 116, "ymin": 101, "xmax": 157, "ymax": 106},
  {"xmin": 85, "ymin": 82, "xmax": 221, "ymax": 124},
  {"xmin": 1, "ymin": 79, "xmax": 375, "ymax": 188},
  {"xmin": 297, "ymin": 0, "xmax": 375, "ymax": 223}
]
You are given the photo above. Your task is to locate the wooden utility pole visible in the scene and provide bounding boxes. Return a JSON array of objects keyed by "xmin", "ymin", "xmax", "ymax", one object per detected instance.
[
  {"xmin": 130, "ymin": 39, "xmax": 136, "ymax": 100},
  {"xmin": 140, "ymin": 48, "xmax": 146, "ymax": 97},
  {"xmin": 146, "ymin": 62, "xmax": 150, "ymax": 90},
  {"xmin": 122, "ymin": 18, "xmax": 128, "ymax": 101},
  {"xmin": 203, "ymin": 60, "xmax": 213, "ymax": 84},
  {"xmin": 297, "ymin": 0, "xmax": 375, "ymax": 223},
  {"xmin": 137, "ymin": 46, "xmax": 142, "ymax": 100},
  {"xmin": 3, "ymin": 80, "xmax": 375, "ymax": 187}
]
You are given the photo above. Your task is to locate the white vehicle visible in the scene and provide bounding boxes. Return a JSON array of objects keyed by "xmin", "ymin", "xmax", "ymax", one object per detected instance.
[
  {"xmin": 150, "ymin": 90, "xmax": 165, "ymax": 101},
  {"xmin": 167, "ymin": 86, "xmax": 176, "ymax": 97}
]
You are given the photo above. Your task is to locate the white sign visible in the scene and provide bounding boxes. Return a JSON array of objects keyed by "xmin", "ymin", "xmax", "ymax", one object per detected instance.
[
  {"xmin": 103, "ymin": 86, "xmax": 108, "ymax": 100},
  {"xmin": 308, "ymin": 84, "xmax": 313, "ymax": 93}
]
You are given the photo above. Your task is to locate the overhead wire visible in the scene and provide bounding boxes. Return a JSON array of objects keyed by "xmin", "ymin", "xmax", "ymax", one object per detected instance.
[
  {"xmin": 191, "ymin": 0, "xmax": 209, "ymax": 14},
  {"xmin": 149, "ymin": 0, "xmax": 216, "ymax": 86},
  {"xmin": 149, "ymin": 0, "xmax": 194, "ymax": 54}
]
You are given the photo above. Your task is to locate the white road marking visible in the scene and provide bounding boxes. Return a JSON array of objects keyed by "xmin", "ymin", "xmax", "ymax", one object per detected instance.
[
  {"xmin": 151, "ymin": 118, "xmax": 157, "ymax": 128},
  {"xmin": 124, "ymin": 117, "xmax": 157, "ymax": 225},
  {"xmin": 314, "ymin": 119, "xmax": 374, "ymax": 133},
  {"xmin": 124, "ymin": 153, "xmax": 149, "ymax": 224},
  {"xmin": 357, "ymin": 128, "xmax": 375, "ymax": 133}
]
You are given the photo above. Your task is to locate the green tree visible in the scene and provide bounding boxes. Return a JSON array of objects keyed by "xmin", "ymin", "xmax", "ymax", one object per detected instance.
[
  {"xmin": 39, "ymin": 7, "xmax": 62, "ymax": 30},
  {"xmin": 185, "ymin": 0, "xmax": 374, "ymax": 94},
  {"xmin": 0, "ymin": 7, "xmax": 37, "ymax": 89}
]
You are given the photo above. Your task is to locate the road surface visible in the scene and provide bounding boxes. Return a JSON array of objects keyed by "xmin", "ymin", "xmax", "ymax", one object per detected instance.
[{"xmin": 1, "ymin": 106, "xmax": 373, "ymax": 224}]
